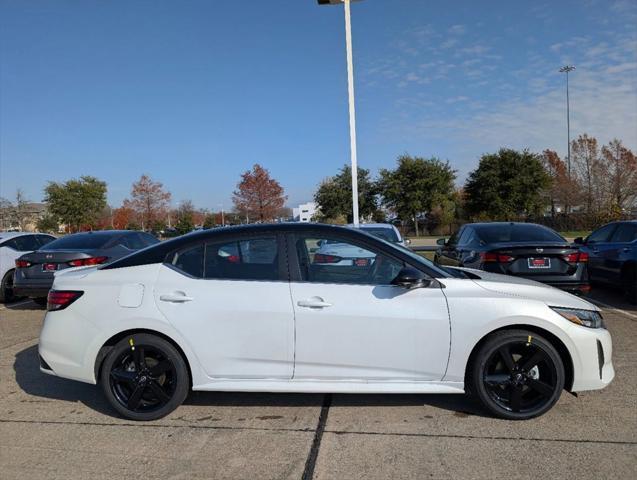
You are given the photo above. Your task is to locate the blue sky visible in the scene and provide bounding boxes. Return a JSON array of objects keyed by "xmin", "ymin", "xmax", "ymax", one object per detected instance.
[{"xmin": 1, "ymin": 0, "xmax": 636, "ymax": 210}]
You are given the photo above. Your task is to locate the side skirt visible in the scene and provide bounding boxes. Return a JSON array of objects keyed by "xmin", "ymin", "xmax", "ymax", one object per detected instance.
[{"xmin": 192, "ymin": 379, "xmax": 465, "ymax": 394}]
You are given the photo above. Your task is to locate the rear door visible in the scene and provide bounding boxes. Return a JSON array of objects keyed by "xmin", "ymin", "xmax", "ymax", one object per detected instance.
[
  {"xmin": 154, "ymin": 233, "xmax": 294, "ymax": 379},
  {"xmin": 288, "ymin": 232, "xmax": 450, "ymax": 381},
  {"xmin": 606, "ymin": 224, "xmax": 637, "ymax": 283}
]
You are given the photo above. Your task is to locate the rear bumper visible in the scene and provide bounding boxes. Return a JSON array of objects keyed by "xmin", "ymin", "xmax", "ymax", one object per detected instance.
[{"xmin": 12, "ymin": 284, "xmax": 51, "ymax": 298}]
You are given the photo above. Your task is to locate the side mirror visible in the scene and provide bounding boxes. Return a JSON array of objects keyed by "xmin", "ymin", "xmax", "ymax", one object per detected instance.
[
  {"xmin": 391, "ymin": 267, "xmax": 431, "ymax": 289},
  {"xmin": 573, "ymin": 237, "xmax": 584, "ymax": 245},
  {"xmin": 317, "ymin": 240, "xmax": 324, "ymax": 247},
  {"xmin": 405, "ymin": 239, "xmax": 411, "ymax": 245},
  {"xmin": 436, "ymin": 238, "xmax": 447, "ymax": 246}
]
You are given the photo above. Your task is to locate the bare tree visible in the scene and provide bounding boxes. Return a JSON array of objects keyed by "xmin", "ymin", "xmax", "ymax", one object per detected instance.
[
  {"xmin": 572, "ymin": 134, "xmax": 607, "ymax": 214},
  {"xmin": 129, "ymin": 175, "xmax": 172, "ymax": 230},
  {"xmin": 602, "ymin": 139, "xmax": 637, "ymax": 212}
]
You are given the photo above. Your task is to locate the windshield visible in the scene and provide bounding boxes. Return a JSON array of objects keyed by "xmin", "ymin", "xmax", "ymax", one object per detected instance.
[
  {"xmin": 360, "ymin": 227, "xmax": 400, "ymax": 243},
  {"xmin": 475, "ymin": 224, "xmax": 566, "ymax": 243},
  {"xmin": 42, "ymin": 233, "xmax": 116, "ymax": 250}
]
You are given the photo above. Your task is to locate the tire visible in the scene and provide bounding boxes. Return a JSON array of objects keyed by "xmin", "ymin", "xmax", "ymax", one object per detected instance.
[
  {"xmin": 621, "ymin": 266, "xmax": 637, "ymax": 305},
  {"xmin": 0, "ymin": 269, "xmax": 16, "ymax": 304},
  {"xmin": 33, "ymin": 297, "xmax": 48, "ymax": 307},
  {"xmin": 469, "ymin": 329, "xmax": 565, "ymax": 420},
  {"xmin": 100, "ymin": 333, "xmax": 189, "ymax": 421}
]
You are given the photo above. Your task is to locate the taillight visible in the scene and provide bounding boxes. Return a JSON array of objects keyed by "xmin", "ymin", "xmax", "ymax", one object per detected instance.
[
  {"xmin": 15, "ymin": 259, "xmax": 32, "ymax": 268},
  {"xmin": 67, "ymin": 256, "xmax": 108, "ymax": 267},
  {"xmin": 47, "ymin": 290, "xmax": 84, "ymax": 312},
  {"xmin": 314, "ymin": 253, "xmax": 343, "ymax": 264},
  {"xmin": 564, "ymin": 252, "xmax": 588, "ymax": 264},
  {"xmin": 480, "ymin": 253, "xmax": 514, "ymax": 263}
]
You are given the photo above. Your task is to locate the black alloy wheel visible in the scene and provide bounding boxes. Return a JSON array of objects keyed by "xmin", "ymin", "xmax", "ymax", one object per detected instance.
[
  {"xmin": 470, "ymin": 330, "xmax": 564, "ymax": 420},
  {"xmin": 100, "ymin": 334, "xmax": 189, "ymax": 421},
  {"xmin": 0, "ymin": 269, "xmax": 16, "ymax": 303}
]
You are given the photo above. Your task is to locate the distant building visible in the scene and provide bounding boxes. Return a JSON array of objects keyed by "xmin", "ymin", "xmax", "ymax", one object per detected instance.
[{"xmin": 293, "ymin": 202, "xmax": 317, "ymax": 223}]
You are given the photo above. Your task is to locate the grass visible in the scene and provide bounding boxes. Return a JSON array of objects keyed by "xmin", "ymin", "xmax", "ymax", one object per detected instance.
[{"xmin": 558, "ymin": 231, "xmax": 591, "ymax": 238}]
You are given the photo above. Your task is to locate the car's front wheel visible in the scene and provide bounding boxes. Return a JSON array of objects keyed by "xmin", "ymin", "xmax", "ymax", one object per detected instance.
[
  {"xmin": 469, "ymin": 330, "xmax": 565, "ymax": 420},
  {"xmin": 100, "ymin": 334, "xmax": 189, "ymax": 421}
]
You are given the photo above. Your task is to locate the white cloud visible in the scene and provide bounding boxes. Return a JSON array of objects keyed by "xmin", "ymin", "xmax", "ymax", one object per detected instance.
[{"xmin": 448, "ymin": 24, "xmax": 466, "ymax": 35}]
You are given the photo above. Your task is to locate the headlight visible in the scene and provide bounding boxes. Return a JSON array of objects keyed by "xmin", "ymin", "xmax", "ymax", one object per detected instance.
[{"xmin": 551, "ymin": 307, "xmax": 604, "ymax": 328}]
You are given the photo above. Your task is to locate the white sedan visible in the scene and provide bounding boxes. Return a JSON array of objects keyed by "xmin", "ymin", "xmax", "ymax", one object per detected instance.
[{"xmin": 39, "ymin": 224, "xmax": 613, "ymax": 421}]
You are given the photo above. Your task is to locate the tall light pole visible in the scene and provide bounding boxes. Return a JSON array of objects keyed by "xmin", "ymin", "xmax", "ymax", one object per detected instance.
[
  {"xmin": 559, "ymin": 65, "xmax": 575, "ymax": 177},
  {"xmin": 318, "ymin": 0, "xmax": 362, "ymax": 226}
]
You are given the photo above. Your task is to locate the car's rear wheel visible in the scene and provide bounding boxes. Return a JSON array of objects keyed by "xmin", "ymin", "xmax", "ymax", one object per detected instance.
[
  {"xmin": 622, "ymin": 266, "xmax": 636, "ymax": 305},
  {"xmin": 470, "ymin": 330, "xmax": 564, "ymax": 420},
  {"xmin": 100, "ymin": 334, "xmax": 189, "ymax": 421},
  {"xmin": 0, "ymin": 269, "xmax": 16, "ymax": 304}
]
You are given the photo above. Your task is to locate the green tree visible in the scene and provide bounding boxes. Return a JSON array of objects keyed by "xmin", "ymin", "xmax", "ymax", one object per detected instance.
[
  {"xmin": 36, "ymin": 214, "xmax": 59, "ymax": 233},
  {"xmin": 44, "ymin": 176, "xmax": 108, "ymax": 232},
  {"xmin": 174, "ymin": 200, "xmax": 195, "ymax": 235},
  {"xmin": 314, "ymin": 165, "xmax": 379, "ymax": 223},
  {"xmin": 377, "ymin": 155, "xmax": 456, "ymax": 236},
  {"xmin": 464, "ymin": 149, "xmax": 549, "ymax": 220},
  {"xmin": 203, "ymin": 213, "xmax": 216, "ymax": 229}
]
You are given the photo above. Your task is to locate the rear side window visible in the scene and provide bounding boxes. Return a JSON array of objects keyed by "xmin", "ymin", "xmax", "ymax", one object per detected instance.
[
  {"xmin": 204, "ymin": 237, "xmax": 279, "ymax": 280},
  {"xmin": 3, "ymin": 235, "xmax": 40, "ymax": 251},
  {"xmin": 360, "ymin": 227, "xmax": 399, "ymax": 243},
  {"xmin": 475, "ymin": 224, "xmax": 565, "ymax": 243},
  {"xmin": 170, "ymin": 243, "xmax": 204, "ymax": 278},
  {"xmin": 44, "ymin": 234, "xmax": 113, "ymax": 250},
  {"xmin": 36, "ymin": 235, "xmax": 55, "ymax": 247},
  {"xmin": 122, "ymin": 233, "xmax": 152, "ymax": 250},
  {"xmin": 611, "ymin": 224, "xmax": 637, "ymax": 243}
]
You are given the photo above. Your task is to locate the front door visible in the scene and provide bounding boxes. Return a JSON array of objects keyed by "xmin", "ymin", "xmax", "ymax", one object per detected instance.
[
  {"xmin": 154, "ymin": 234, "xmax": 294, "ymax": 379},
  {"xmin": 289, "ymin": 233, "xmax": 450, "ymax": 381}
]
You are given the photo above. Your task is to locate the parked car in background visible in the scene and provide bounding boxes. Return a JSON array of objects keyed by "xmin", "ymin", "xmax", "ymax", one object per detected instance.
[
  {"xmin": 13, "ymin": 230, "xmax": 158, "ymax": 304},
  {"xmin": 576, "ymin": 220, "xmax": 637, "ymax": 303},
  {"xmin": 313, "ymin": 223, "xmax": 409, "ymax": 267},
  {"xmin": 349, "ymin": 223, "xmax": 410, "ymax": 247},
  {"xmin": 39, "ymin": 223, "xmax": 613, "ymax": 421},
  {"xmin": 0, "ymin": 232, "xmax": 55, "ymax": 303},
  {"xmin": 434, "ymin": 222, "xmax": 590, "ymax": 294}
]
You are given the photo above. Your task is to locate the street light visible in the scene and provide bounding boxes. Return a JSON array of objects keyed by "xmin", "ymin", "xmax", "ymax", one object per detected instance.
[
  {"xmin": 559, "ymin": 65, "xmax": 576, "ymax": 177},
  {"xmin": 317, "ymin": 0, "xmax": 363, "ymax": 227}
]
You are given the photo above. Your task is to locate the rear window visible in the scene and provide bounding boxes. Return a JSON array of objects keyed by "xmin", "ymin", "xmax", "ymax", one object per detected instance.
[
  {"xmin": 360, "ymin": 227, "xmax": 399, "ymax": 243},
  {"xmin": 43, "ymin": 233, "xmax": 116, "ymax": 250},
  {"xmin": 474, "ymin": 224, "xmax": 565, "ymax": 243}
]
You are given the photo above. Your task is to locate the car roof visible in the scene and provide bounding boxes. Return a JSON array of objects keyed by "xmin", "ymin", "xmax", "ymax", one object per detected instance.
[
  {"xmin": 466, "ymin": 222, "xmax": 555, "ymax": 229},
  {"xmin": 0, "ymin": 231, "xmax": 48, "ymax": 240},
  {"xmin": 347, "ymin": 223, "xmax": 396, "ymax": 229}
]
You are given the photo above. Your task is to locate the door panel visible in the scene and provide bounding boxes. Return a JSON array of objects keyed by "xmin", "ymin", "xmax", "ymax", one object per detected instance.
[
  {"xmin": 291, "ymin": 282, "xmax": 450, "ymax": 380},
  {"xmin": 154, "ymin": 263, "xmax": 294, "ymax": 379}
]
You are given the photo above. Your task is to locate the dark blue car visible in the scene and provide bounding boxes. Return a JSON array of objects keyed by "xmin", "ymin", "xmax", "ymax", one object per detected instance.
[{"xmin": 576, "ymin": 221, "xmax": 637, "ymax": 303}]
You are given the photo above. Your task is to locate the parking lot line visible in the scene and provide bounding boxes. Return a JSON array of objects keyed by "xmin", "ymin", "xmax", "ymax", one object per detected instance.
[{"xmin": 588, "ymin": 299, "xmax": 637, "ymax": 321}]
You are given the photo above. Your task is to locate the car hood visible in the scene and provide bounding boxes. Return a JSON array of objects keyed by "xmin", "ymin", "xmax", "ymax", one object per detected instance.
[{"xmin": 452, "ymin": 267, "xmax": 599, "ymax": 311}]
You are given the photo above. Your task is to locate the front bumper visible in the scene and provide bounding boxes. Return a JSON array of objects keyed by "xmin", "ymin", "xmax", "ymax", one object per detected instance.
[{"xmin": 569, "ymin": 324, "xmax": 614, "ymax": 392}]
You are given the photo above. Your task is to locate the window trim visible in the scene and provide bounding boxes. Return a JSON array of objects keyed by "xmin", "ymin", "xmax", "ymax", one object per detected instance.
[{"xmin": 286, "ymin": 232, "xmax": 423, "ymax": 287}]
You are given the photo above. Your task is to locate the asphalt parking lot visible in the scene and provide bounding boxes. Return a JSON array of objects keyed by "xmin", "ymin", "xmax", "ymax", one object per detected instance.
[{"xmin": 1, "ymin": 289, "xmax": 635, "ymax": 479}]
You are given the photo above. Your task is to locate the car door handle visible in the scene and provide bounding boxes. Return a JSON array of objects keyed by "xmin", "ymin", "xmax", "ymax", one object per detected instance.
[
  {"xmin": 160, "ymin": 293, "xmax": 194, "ymax": 303},
  {"xmin": 297, "ymin": 297, "xmax": 332, "ymax": 309},
  {"xmin": 623, "ymin": 247, "xmax": 631, "ymax": 253}
]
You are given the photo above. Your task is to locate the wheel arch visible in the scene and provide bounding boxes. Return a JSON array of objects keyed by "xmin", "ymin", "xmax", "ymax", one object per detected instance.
[
  {"xmin": 94, "ymin": 329, "xmax": 193, "ymax": 388},
  {"xmin": 464, "ymin": 324, "xmax": 575, "ymax": 392}
]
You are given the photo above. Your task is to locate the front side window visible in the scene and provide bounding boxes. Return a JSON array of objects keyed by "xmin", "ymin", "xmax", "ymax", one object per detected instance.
[
  {"xmin": 587, "ymin": 224, "xmax": 617, "ymax": 243},
  {"xmin": 295, "ymin": 235, "xmax": 404, "ymax": 285},
  {"xmin": 204, "ymin": 236, "xmax": 279, "ymax": 280}
]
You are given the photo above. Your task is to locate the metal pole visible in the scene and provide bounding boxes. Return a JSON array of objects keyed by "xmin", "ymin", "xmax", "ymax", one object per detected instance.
[
  {"xmin": 343, "ymin": 0, "xmax": 360, "ymax": 227},
  {"xmin": 566, "ymin": 70, "xmax": 571, "ymax": 177}
]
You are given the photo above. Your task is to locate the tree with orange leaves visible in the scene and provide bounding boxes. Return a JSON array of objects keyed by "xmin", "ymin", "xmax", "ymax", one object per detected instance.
[
  {"xmin": 232, "ymin": 164, "xmax": 287, "ymax": 222},
  {"xmin": 129, "ymin": 174, "xmax": 171, "ymax": 230}
]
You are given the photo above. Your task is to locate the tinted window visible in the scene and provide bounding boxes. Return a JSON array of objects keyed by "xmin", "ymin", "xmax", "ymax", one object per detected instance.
[
  {"xmin": 611, "ymin": 224, "xmax": 637, "ymax": 243},
  {"xmin": 458, "ymin": 228, "xmax": 473, "ymax": 245},
  {"xmin": 475, "ymin": 224, "xmax": 565, "ymax": 243},
  {"xmin": 170, "ymin": 243, "xmax": 204, "ymax": 277},
  {"xmin": 204, "ymin": 237, "xmax": 279, "ymax": 280},
  {"xmin": 446, "ymin": 228, "xmax": 462, "ymax": 246},
  {"xmin": 140, "ymin": 233, "xmax": 160, "ymax": 246},
  {"xmin": 296, "ymin": 235, "xmax": 404, "ymax": 285},
  {"xmin": 587, "ymin": 224, "xmax": 617, "ymax": 243},
  {"xmin": 4, "ymin": 235, "xmax": 40, "ymax": 251},
  {"xmin": 36, "ymin": 235, "xmax": 55, "ymax": 247},
  {"xmin": 44, "ymin": 233, "xmax": 114, "ymax": 250},
  {"xmin": 122, "ymin": 233, "xmax": 150, "ymax": 250},
  {"xmin": 359, "ymin": 227, "xmax": 399, "ymax": 243}
]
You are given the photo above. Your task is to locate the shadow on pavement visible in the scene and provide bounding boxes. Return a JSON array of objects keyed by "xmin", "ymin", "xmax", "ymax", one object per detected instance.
[
  {"xmin": 5, "ymin": 299, "xmax": 45, "ymax": 311},
  {"xmin": 14, "ymin": 344, "xmax": 489, "ymax": 419}
]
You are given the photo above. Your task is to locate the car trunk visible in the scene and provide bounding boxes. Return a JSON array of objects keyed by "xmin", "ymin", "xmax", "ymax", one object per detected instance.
[
  {"xmin": 18, "ymin": 249, "xmax": 102, "ymax": 280},
  {"xmin": 485, "ymin": 242, "xmax": 581, "ymax": 276}
]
